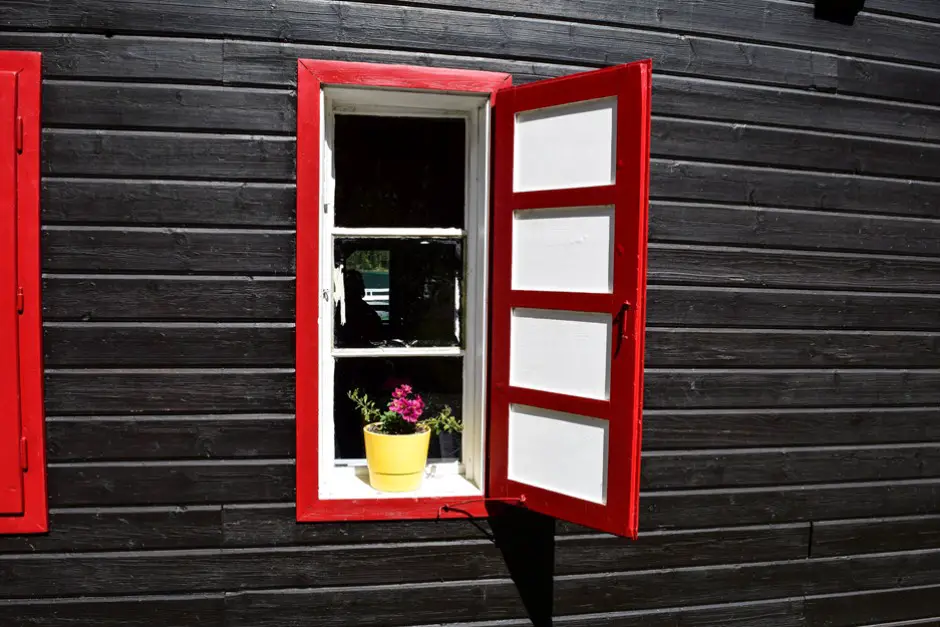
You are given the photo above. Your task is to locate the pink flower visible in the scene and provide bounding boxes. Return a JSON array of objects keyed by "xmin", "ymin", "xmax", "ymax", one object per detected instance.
[
  {"xmin": 388, "ymin": 386, "xmax": 424, "ymax": 423},
  {"xmin": 392, "ymin": 384, "xmax": 413, "ymax": 399}
]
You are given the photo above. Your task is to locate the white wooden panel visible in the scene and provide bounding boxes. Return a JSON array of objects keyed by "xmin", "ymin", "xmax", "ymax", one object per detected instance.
[
  {"xmin": 512, "ymin": 205, "xmax": 614, "ymax": 293},
  {"xmin": 510, "ymin": 308, "xmax": 611, "ymax": 400},
  {"xmin": 513, "ymin": 97, "xmax": 617, "ymax": 192},
  {"xmin": 508, "ymin": 404, "xmax": 608, "ymax": 504}
]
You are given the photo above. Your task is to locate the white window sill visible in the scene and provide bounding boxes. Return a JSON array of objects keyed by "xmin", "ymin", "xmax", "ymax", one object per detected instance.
[{"xmin": 321, "ymin": 465, "xmax": 482, "ymax": 500}]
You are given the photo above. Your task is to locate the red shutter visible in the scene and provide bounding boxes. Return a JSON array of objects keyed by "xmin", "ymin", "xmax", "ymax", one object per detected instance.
[
  {"xmin": 0, "ymin": 50, "xmax": 46, "ymax": 534},
  {"xmin": 487, "ymin": 61, "xmax": 651, "ymax": 539},
  {"xmin": 0, "ymin": 69, "xmax": 23, "ymax": 515}
]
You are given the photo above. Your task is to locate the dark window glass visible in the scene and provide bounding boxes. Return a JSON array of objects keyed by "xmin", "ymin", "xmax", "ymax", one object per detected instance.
[
  {"xmin": 333, "ymin": 115, "xmax": 465, "ymax": 228},
  {"xmin": 333, "ymin": 357, "xmax": 463, "ymax": 460},
  {"xmin": 334, "ymin": 238, "xmax": 462, "ymax": 348}
]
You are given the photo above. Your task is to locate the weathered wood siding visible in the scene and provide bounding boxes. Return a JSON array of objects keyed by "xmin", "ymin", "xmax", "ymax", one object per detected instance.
[{"xmin": 2, "ymin": 0, "xmax": 939, "ymax": 624}]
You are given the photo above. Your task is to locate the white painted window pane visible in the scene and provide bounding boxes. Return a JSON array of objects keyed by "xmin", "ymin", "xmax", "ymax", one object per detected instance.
[
  {"xmin": 513, "ymin": 97, "xmax": 617, "ymax": 192},
  {"xmin": 512, "ymin": 205, "xmax": 614, "ymax": 293},
  {"xmin": 508, "ymin": 404, "xmax": 608, "ymax": 504},
  {"xmin": 510, "ymin": 308, "xmax": 611, "ymax": 400}
]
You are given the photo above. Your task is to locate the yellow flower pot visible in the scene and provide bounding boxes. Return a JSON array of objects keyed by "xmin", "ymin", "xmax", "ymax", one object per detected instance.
[{"xmin": 363, "ymin": 425, "xmax": 431, "ymax": 492}]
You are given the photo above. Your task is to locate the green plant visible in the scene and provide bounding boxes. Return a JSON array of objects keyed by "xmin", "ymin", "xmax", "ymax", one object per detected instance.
[{"xmin": 348, "ymin": 385, "xmax": 462, "ymax": 436}]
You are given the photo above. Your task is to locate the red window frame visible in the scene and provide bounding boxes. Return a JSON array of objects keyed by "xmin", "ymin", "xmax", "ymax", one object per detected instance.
[
  {"xmin": 0, "ymin": 50, "xmax": 47, "ymax": 535},
  {"xmin": 295, "ymin": 60, "xmax": 512, "ymax": 522}
]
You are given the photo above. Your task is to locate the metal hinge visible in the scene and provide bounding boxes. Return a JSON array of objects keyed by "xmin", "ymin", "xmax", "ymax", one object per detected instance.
[
  {"xmin": 16, "ymin": 287, "xmax": 24, "ymax": 314},
  {"xmin": 15, "ymin": 116, "xmax": 23, "ymax": 154},
  {"xmin": 19, "ymin": 437, "xmax": 28, "ymax": 472}
]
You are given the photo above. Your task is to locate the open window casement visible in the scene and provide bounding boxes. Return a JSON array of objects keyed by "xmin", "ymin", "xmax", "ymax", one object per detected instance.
[
  {"xmin": 295, "ymin": 59, "xmax": 650, "ymax": 539},
  {"xmin": 0, "ymin": 50, "xmax": 47, "ymax": 535}
]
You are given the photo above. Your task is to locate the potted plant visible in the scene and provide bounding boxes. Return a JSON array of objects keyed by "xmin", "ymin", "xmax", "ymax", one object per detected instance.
[{"xmin": 348, "ymin": 384, "xmax": 463, "ymax": 492}]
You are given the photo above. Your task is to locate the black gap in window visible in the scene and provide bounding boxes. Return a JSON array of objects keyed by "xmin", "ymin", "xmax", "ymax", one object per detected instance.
[
  {"xmin": 333, "ymin": 356, "xmax": 464, "ymax": 460},
  {"xmin": 333, "ymin": 115, "xmax": 466, "ymax": 228},
  {"xmin": 334, "ymin": 238, "xmax": 463, "ymax": 349}
]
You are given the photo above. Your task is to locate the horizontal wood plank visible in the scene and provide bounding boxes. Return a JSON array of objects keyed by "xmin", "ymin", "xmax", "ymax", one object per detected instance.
[
  {"xmin": 42, "ymin": 228, "xmax": 295, "ymax": 274},
  {"xmin": 42, "ymin": 130, "xmax": 295, "ymax": 181},
  {"xmin": 649, "ymin": 202, "xmax": 940, "ymax": 257},
  {"xmin": 804, "ymin": 584, "xmax": 940, "ymax": 627},
  {"xmin": 812, "ymin": 515, "xmax": 940, "ymax": 557},
  {"xmin": 44, "ymin": 324, "xmax": 294, "ymax": 367},
  {"xmin": 864, "ymin": 0, "xmax": 940, "ymax": 21},
  {"xmin": 43, "ymin": 277, "xmax": 295, "ymax": 321},
  {"xmin": 648, "ymin": 244, "xmax": 940, "ymax": 292},
  {"xmin": 42, "ymin": 179, "xmax": 295, "ymax": 227},
  {"xmin": 652, "ymin": 117, "xmax": 940, "ymax": 177},
  {"xmin": 0, "ymin": 596, "xmax": 225, "ymax": 627},
  {"xmin": 643, "ymin": 480, "xmax": 940, "ymax": 529},
  {"xmin": 644, "ymin": 369, "xmax": 940, "ymax": 409},
  {"xmin": 651, "ymin": 160, "xmax": 940, "ymax": 218},
  {"xmin": 0, "ymin": 506, "xmax": 223, "ymax": 554},
  {"xmin": 643, "ymin": 407, "xmax": 940, "ymax": 450},
  {"xmin": 46, "ymin": 415, "xmax": 295, "ymax": 461},
  {"xmin": 43, "ymin": 81, "xmax": 295, "ymax": 133},
  {"xmin": 0, "ymin": 525, "xmax": 808, "ymax": 597},
  {"xmin": 44, "ymin": 369, "xmax": 295, "ymax": 415},
  {"xmin": 655, "ymin": 72, "xmax": 940, "ymax": 127},
  {"xmin": 646, "ymin": 329, "xmax": 940, "ymax": 368},
  {"xmin": 47, "ymin": 460, "xmax": 295, "ymax": 507},
  {"xmin": 642, "ymin": 444, "xmax": 940, "ymax": 490},
  {"xmin": 0, "ymin": 32, "xmax": 225, "ymax": 82},
  {"xmin": 648, "ymin": 285, "xmax": 940, "ymax": 330}
]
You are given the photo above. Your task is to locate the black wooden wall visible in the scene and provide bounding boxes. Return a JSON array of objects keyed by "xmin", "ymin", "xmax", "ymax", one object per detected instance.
[{"xmin": 2, "ymin": 1, "xmax": 940, "ymax": 625}]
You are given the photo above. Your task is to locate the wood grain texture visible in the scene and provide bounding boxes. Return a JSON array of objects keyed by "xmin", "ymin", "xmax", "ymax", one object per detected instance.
[
  {"xmin": 42, "ymin": 227, "xmax": 295, "ymax": 274},
  {"xmin": 643, "ymin": 369, "xmax": 940, "ymax": 409},
  {"xmin": 644, "ymin": 407, "xmax": 940, "ymax": 450},
  {"xmin": 648, "ymin": 244, "xmax": 940, "ymax": 292},
  {"xmin": 4, "ymin": 0, "xmax": 940, "ymax": 623},
  {"xmin": 223, "ymin": 38, "xmax": 940, "ymax": 106},
  {"xmin": 0, "ymin": 525, "xmax": 808, "ymax": 597},
  {"xmin": 650, "ymin": 160, "xmax": 940, "ymax": 218},
  {"xmin": 42, "ymin": 130, "xmax": 296, "ymax": 180},
  {"xmin": 812, "ymin": 515, "xmax": 940, "ymax": 557},
  {"xmin": 44, "ymin": 369, "xmax": 295, "ymax": 415},
  {"xmin": 648, "ymin": 286, "xmax": 940, "ymax": 330},
  {"xmin": 43, "ymin": 0, "xmax": 940, "ymax": 72},
  {"xmin": 43, "ymin": 276, "xmax": 295, "ymax": 321},
  {"xmin": 43, "ymin": 81, "xmax": 295, "ymax": 133},
  {"xmin": 42, "ymin": 179, "xmax": 295, "ymax": 227},
  {"xmin": 0, "ymin": 32, "xmax": 224, "ymax": 82},
  {"xmin": 46, "ymin": 415, "xmax": 296, "ymax": 461},
  {"xmin": 643, "ymin": 480, "xmax": 940, "ymax": 529},
  {"xmin": 0, "ymin": 506, "xmax": 223, "ymax": 554},
  {"xmin": 0, "ymin": 596, "xmax": 225, "ymax": 627},
  {"xmin": 47, "ymin": 460, "xmax": 295, "ymax": 507},
  {"xmin": 642, "ymin": 444, "xmax": 940, "ymax": 489},
  {"xmin": 645, "ymin": 329, "xmax": 940, "ymax": 368},
  {"xmin": 803, "ymin": 584, "xmax": 940, "ymax": 627},
  {"xmin": 653, "ymin": 77, "xmax": 940, "ymax": 145},
  {"xmin": 649, "ymin": 202, "xmax": 940, "ymax": 257},
  {"xmin": 651, "ymin": 117, "xmax": 940, "ymax": 177},
  {"xmin": 44, "ymin": 323, "xmax": 295, "ymax": 367},
  {"xmin": 359, "ymin": 0, "xmax": 940, "ymax": 67}
]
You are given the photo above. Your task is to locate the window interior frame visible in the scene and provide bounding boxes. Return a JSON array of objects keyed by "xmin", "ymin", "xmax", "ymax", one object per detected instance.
[{"xmin": 317, "ymin": 85, "xmax": 492, "ymax": 502}]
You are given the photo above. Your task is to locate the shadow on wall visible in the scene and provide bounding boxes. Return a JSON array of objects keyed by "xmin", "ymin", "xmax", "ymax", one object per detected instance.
[{"xmin": 488, "ymin": 504, "xmax": 556, "ymax": 626}]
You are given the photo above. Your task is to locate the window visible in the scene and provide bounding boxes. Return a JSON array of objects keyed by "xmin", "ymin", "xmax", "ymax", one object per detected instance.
[
  {"xmin": 0, "ymin": 50, "xmax": 47, "ymax": 535},
  {"xmin": 296, "ymin": 59, "xmax": 651, "ymax": 539}
]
